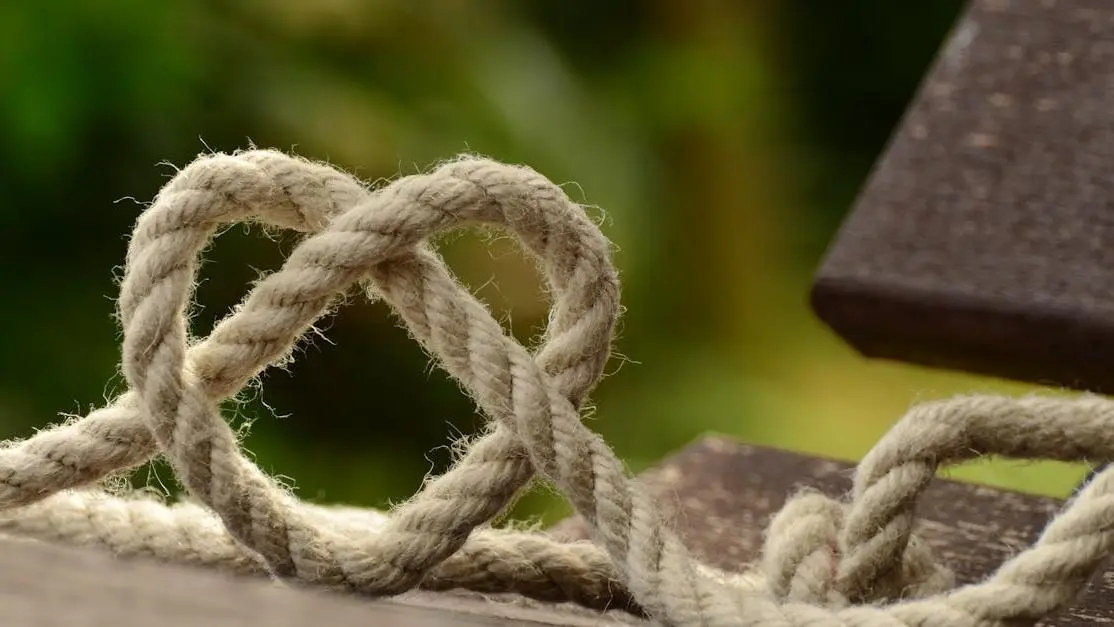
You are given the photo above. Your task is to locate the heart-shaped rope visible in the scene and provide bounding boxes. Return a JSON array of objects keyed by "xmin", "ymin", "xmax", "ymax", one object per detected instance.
[
  {"xmin": 4, "ymin": 150, "xmax": 1114, "ymax": 626},
  {"xmin": 1, "ymin": 150, "xmax": 637, "ymax": 611}
]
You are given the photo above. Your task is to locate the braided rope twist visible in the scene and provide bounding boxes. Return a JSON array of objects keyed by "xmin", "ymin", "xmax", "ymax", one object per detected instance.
[{"xmin": 2, "ymin": 149, "xmax": 1114, "ymax": 625}]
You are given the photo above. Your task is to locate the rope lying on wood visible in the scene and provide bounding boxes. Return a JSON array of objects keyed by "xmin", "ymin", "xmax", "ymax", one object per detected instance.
[{"xmin": 4, "ymin": 149, "xmax": 1113, "ymax": 625}]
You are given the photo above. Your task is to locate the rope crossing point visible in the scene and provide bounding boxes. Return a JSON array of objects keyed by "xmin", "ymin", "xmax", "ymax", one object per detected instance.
[{"xmin": 4, "ymin": 149, "xmax": 1114, "ymax": 625}]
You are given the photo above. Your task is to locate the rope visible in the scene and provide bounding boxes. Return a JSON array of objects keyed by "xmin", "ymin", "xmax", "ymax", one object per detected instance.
[{"xmin": 3, "ymin": 148, "xmax": 1113, "ymax": 625}]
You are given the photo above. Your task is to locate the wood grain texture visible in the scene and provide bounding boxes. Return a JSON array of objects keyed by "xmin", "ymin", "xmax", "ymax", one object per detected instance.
[
  {"xmin": 811, "ymin": 0, "xmax": 1114, "ymax": 393},
  {"xmin": 10, "ymin": 435, "xmax": 1111, "ymax": 625},
  {"xmin": 0, "ymin": 535, "xmax": 573, "ymax": 627},
  {"xmin": 0, "ymin": 530, "xmax": 652, "ymax": 626},
  {"xmin": 553, "ymin": 436, "xmax": 1110, "ymax": 625}
]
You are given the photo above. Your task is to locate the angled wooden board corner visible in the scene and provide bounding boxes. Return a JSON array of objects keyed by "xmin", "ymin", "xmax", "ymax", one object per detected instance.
[{"xmin": 812, "ymin": 0, "xmax": 1114, "ymax": 393}]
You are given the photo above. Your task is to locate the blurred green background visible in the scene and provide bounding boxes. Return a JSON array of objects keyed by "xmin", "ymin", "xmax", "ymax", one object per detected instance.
[{"xmin": 0, "ymin": 0, "xmax": 1089, "ymax": 524}]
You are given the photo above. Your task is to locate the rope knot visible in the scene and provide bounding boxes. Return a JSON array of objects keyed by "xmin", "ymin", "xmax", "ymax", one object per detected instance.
[
  {"xmin": 761, "ymin": 490, "xmax": 954, "ymax": 609},
  {"xmin": 762, "ymin": 491, "xmax": 848, "ymax": 608}
]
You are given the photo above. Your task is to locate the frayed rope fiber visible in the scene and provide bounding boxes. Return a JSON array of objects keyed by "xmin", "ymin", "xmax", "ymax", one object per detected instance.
[{"xmin": 5, "ymin": 148, "xmax": 1114, "ymax": 625}]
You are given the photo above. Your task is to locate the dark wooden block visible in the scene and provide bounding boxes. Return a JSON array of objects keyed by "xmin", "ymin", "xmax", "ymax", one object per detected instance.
[{"xmin": 811, "ymin": 0, "xmax": 1114, "ymax": 393}]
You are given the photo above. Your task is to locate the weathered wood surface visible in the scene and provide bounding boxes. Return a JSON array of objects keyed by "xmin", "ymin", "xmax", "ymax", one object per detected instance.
[
  {"xmin": 0, "ymin": 535, "xmax": 509, "ymax": 627},
  {"xmin": 9, "ymin": 435, "xmax": 1109, "ymax": 625},
  {"xmin": 553, "ymin": 436, "xmax": 1111, "ymax": 626},
  {"xmin": 811, "ymin": 0, "xmax": 1114, "ymax": 393},
  {"xmin": 1, "ymin": 525, "xmax": 623, "ymax": 627}
]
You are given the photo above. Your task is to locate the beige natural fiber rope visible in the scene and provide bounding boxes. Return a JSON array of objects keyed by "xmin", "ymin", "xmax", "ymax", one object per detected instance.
[{"xmin": 4, "ymin": 149, "xmax": 1114, "ymax": 626}]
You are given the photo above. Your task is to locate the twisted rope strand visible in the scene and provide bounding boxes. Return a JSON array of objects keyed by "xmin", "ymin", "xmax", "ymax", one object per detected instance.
[
  {"xmin": 0, "ymin": 490, "xmax": 644, "ymax": 614},
  {"xmin": 3, "ymin": 149, "xmax": 1114, "ymax": 626}
]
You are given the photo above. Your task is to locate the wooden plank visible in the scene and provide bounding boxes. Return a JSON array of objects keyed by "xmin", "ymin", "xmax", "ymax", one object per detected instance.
[
  {"xmin": 552, "ymin": 436, "xmax": 1111, "ymax": 625},
  {"xmin": 0, "ymin": 529, "xmax": 649, "ymax": 626},
  {"xmin": 0, "ymin": 534, "xmax": 571, "ymax": 627},
  {"xmin": 810, "ymin": 0, "xmax": 1114, "ymax": 393},
  {"xmin": 11, "ymin": 435, "xmax": 1110, "ymax": 624}
]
